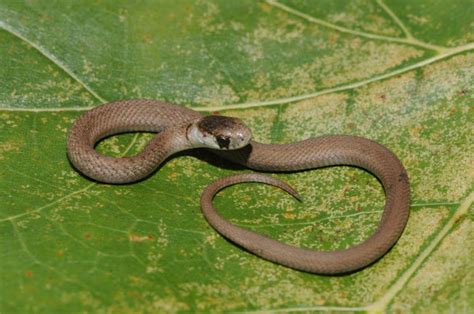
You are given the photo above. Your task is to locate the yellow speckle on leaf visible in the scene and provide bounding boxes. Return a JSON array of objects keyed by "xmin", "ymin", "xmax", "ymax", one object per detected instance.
[{"xmin": 283, "ymin": 212, "xmax": 296, "ymax": 219}]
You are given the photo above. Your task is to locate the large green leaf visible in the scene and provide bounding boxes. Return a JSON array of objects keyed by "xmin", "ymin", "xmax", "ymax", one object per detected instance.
[{"xmin": 1, "ymin": 0, "xmax": 472, "ymax": 312}]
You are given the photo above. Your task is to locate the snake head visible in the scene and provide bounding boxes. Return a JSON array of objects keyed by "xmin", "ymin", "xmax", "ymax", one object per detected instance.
[{"xmin": 187, "ymin": 115, "xmax": 252, "ymax": 150}]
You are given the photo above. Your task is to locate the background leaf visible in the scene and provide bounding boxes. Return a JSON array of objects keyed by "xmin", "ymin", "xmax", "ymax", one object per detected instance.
[{"xmin": 1, "ymin": 0, "xmax": 472, "ymax": 312}]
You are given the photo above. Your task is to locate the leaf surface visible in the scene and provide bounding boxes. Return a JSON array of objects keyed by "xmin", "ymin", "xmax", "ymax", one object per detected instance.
[{"xmin": 0, "ymin": 0, "xmax": 473, "ymax": 312}]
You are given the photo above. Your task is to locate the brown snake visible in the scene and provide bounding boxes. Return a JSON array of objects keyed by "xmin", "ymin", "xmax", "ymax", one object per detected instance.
[{"xmin": 67, "ymin": 99, "xmax": 410, "ymax": 274}]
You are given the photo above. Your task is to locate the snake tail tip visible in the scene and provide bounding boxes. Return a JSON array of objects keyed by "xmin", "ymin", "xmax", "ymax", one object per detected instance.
[
  {"xmin": 285, "ymin": 188, "xmax": 303, "ymax": 202},
  {"xmin": 294, "ymin": 193, "xmax": 303, "ymax": 202}
]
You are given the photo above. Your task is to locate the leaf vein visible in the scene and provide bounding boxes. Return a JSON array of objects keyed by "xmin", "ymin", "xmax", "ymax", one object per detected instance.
[
  {"xmin": 365, "ymin": 191, "xmax": 474, "ymax": 312},
  {"xmin": 375, "ymin": 0, "xmax": 414, "ymax": 40},
  {"xmin": 266, "ymin": 0, "xmax": 447, "ymax": 52},
  {"xmin": 2, "ymin": 43, "xmax": 471, "ymax": 113},
  {"xmin": 0, "ymin": 20, "xmax": 107, "ymax": 104},
  {"xmin": 244, "ymin": 192, "xmax": 473, "ymax": 312}
]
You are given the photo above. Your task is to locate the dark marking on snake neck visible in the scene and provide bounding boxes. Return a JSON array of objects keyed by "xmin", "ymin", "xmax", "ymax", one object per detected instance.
[{"xmin": 185, "ymin": 123, "xmax": 192, "ymax": 143}]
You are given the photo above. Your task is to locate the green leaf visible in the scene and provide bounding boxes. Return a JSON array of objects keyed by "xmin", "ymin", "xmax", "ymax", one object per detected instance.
[{"xmin": 1, "ymin": 0, "xmax": 472, "ymax": 312}]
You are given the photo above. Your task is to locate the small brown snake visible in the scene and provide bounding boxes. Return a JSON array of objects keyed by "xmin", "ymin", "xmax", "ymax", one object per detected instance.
[{"xmin": 67, "ymin": 99, "xmax": 410, "ymax": 274}]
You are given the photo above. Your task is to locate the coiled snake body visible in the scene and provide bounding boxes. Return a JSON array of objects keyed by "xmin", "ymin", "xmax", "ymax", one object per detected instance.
[{"xmin": 67, "ymin": 99, "xmax": 410, "ymax": 274}]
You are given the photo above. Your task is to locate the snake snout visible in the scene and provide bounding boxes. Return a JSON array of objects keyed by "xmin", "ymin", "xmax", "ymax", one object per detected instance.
[{"xmin": 188, "ymin": 115, "xmax": 252, "ymax": 150}]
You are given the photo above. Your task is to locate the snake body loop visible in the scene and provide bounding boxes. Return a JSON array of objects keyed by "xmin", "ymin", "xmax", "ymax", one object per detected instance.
[{"xmin": 67, "ymin": 99, "xmax": 410, "ymax": 274}]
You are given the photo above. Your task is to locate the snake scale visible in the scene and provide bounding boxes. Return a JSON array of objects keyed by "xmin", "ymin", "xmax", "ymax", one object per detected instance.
[{"xmin": 67, "ymin": 99, "xmax": 410, "ymax": 274}]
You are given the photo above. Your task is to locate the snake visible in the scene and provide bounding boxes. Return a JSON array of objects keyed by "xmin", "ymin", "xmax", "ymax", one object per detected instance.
[{"xmin": 67, "ymin": 99, "xmax": 410, "ymax": 274}]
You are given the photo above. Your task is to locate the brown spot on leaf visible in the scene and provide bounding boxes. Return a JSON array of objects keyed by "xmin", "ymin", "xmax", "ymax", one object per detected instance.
[
  {"xmin": 283, "ymin": 212, "xmax": 296, "ymax": 219},
  {"xmin": 347, "ymin": 122, "xmax": 357, "ymax": 130},
  {"xmin": 129, "ymin": 234, "xmax": 154, "ymax": 242},
  {"xmin": 127, "ymin": 290, "xmax": 143, "ymax": 300}
]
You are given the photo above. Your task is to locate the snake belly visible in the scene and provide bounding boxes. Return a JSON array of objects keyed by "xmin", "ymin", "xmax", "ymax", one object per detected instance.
[{"xmin": 67, "ymin": 99, "xmax": 410, "ymax": 274}]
